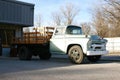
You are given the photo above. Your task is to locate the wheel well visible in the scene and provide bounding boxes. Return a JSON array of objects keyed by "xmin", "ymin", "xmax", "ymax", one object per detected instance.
[{"xmin": 67, "ymin": 44, "xmax": 83, "ymax": 54}]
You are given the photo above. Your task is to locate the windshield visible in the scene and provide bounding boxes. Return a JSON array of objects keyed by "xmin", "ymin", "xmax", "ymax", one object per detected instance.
[{"xmin": 66, "ymin": 25, "xmax": 82, "ymax": 35}]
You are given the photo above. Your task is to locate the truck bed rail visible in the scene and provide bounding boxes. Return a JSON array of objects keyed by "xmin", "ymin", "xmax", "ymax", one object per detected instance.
[{"xmin": 12, "ymin": 27, "xmax": 54, "ymax": 44}]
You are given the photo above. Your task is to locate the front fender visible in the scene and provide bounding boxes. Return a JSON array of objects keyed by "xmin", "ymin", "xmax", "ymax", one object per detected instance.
[{"xmin": 66, "ymin": 42, "xmax": 88, "ymax": 54}]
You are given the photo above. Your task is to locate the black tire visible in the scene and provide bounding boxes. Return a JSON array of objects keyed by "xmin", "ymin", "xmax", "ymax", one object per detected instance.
[
  {"xmin": 39, "ymin": 53, "xmax": 51, "ymax": 60},
  {"xmin": 68, "ymin": 45, "xmax": 84, "ymax": 64},
  {"xmin": 18, "ymin": 46, "xmax": 32, "ymax": 60},
  {"xmin": 87, "ymin": 55, "xmax": 101, "ymax": 62}
]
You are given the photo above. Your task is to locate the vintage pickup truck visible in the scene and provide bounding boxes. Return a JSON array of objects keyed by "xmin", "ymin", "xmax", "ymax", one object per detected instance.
[
  {"xmin": 12, "ymin": 25, "xmax": 108, "ymax": 64},
  {"xmin": 50, "ymin": 25, "xmax": 108, "ymax": 63}
]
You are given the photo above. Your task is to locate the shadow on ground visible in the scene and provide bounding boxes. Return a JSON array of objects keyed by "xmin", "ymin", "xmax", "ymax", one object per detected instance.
[{"xmin": 0, "ymin": 55, "xmax": 119, "ymax": 75}]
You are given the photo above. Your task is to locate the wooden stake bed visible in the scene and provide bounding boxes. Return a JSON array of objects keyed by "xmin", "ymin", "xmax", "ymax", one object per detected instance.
[{"xmin": 12, "ymin": 27, "xmax": 54, "ymax": 44}]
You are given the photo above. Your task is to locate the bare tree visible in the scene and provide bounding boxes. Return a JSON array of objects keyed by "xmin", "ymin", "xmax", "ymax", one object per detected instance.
[
  {"xmin": 80, "ymin": 22, "xmax": 91, "ymax": 35},
  {"xmin": 36, "ymin": 14, "xmax": 42, "ymax": 27},
  {"xmin": 51, "ymin": 11, "xmax": 62, "ymax": 26},
  {"xmin": 51, "ymin": 3, "xmax": 80, "ymax": 26},
  {"xmin": 92, "ymin": 0, "xmax": 120, "ymax": 37},
  {"xmin": 104, "ymin": 0, "xmax": 120, "ymax": 37},
  {"xmin": 92, "ymin": 7, "xmax": 109, "ymax": 38},
  {"xmin": 61, "ymin": 3, "xmax": 80, "ymax": 25}
]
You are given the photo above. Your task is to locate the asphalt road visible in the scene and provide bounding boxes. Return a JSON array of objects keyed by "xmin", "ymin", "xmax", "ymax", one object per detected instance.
[{"xmin": 0, "ymin": 55, "xmax": 120, "ymax": 80}]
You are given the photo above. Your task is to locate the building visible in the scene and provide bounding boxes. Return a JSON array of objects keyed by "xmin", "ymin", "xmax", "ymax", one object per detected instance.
[{"xmin": 0, "ymin": 0, "xmax": 34, "ymax": 56}]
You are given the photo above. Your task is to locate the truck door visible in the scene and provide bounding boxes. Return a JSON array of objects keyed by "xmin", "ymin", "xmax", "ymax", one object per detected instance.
[{"xmin": 50, "ymin": 27, "xmax": 66, "ymax": 53}]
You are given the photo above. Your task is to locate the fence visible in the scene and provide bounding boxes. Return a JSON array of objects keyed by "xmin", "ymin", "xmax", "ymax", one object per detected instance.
[{"xmin": 106, "ymin": 37, "xmax": 120, "ymax": 54}]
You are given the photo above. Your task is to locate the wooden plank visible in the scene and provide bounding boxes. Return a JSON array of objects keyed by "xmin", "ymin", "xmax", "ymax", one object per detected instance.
[
  {"xmin": 46, "ymin": 27, "xmax": 54, "ymax": 30},
  {"xmin": 24, "ymin": 32, "xmax": 40, "ymax": 34}
]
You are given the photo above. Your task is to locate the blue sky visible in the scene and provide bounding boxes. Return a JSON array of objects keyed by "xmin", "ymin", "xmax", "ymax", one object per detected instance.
[{"xmin": 18, "ymin": 0, "xmax": 99, "ymax": 26}]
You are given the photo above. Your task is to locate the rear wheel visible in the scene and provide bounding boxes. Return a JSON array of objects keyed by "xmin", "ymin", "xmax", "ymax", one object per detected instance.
[
  {"xmin": 87, "ymin": 55, "xmax": 101, "ymax": 62},
  {"xmin": 68, "ymin": 45, "xmax": 84, "ymax": 64},
  {"xmin": 18, "ymin": 46, "xmax": 32, "ymax": 60}
]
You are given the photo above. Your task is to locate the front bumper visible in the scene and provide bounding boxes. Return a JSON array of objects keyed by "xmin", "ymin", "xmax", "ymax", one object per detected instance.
[{"xmin": 87, "ymin": 50, "xmax": 109, "ymax": 56}]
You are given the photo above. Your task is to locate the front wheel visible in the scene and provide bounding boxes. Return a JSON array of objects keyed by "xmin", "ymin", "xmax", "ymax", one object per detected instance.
[
  {"xmin": 87, "ymin": 55, "xmax": 101, "ymax": 62},
  {"xmin": 68, "ymin": 45, "xmax": 84, "ymax": 64}
]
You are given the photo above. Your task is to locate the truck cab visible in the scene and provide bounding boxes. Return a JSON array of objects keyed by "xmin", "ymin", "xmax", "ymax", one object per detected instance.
[{"xmin": 50, "ymin": 25, "xmax": 108, "ymax": 64}]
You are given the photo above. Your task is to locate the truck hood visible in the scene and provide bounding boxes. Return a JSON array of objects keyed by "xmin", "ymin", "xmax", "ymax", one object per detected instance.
[{"xmin": 89, "ymin": 35, "xmax": 107, "ymax": 43}]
